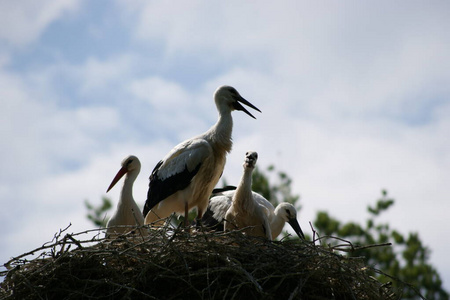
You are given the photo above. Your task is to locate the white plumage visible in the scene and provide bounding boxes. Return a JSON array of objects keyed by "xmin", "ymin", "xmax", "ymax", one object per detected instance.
[
  {"xmin": 206, "ymin": 190, "xmax": 305, "ymax": 240},
  {"xmin": 203, "ymin": 151, "xmax": 305, "ymax": 240},
  {"xmin": 222, "ymin": 151, "xmax": 272, "ymax": 239},
  {"xmin": 143, "ymin": 86, "xmax": 261, "ymax": 226},
  {"xmin": 256, "ymin": 198, "xmax": 305, "ymax": 240},
  {"xmin": 105, "ymin": 155, "xmax": 145, "ymax": 238}
]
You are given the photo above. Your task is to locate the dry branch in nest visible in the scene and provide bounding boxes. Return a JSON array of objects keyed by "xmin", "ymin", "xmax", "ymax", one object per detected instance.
[{"xmin": 0, "ymin": 223, "xmax": 413, "ymax": 300}]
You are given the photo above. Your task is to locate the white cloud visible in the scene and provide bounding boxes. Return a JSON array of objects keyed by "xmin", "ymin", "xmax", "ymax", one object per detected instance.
[
  {"xmin": 25, "ymin": 53, "xmax": 139, "ymax": 99},
  {"xmin": 0, "ymin": 72, "xmax": 121, "ymax": 178},
  {"xmin": 76, "ymin": 55, "xmax": 137, "ymax": 94},
  {"xmin": 0, "ymin": 0, "xmax": 80, "ymax": 47},
  {"xmin": 119, "ymin": 0, "xmax": 450, "ymax": 122},
  {"xmin": 129, "ymin": 77, "xmax": 192, "ymax": 109}
]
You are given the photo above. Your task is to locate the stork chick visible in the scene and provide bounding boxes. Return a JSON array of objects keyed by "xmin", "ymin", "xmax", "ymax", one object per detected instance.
[
  {"xmin": 105, "ymin": 155, "xmax": 145, "ymax": 238},
  {"xmin": 143, "ymin": 86, "xmax": 261, "ymax": 227},
  {"xmin": 257, "ymin": 198, "xmax": 305, "ymax": 240},
  {"xmin": 203, "ymin": 190, "xmax": 305, "ymax": 240},
  {"xmin": 223, "ymin": 151, "xmax": 272, "ymax": 239}
]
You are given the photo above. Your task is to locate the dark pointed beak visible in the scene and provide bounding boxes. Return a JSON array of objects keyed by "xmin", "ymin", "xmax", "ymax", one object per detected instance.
[
  {"xmin": 106, "ymin": 166, "xmax": 128, "ymax": 192},
  {"xmin": 233, "ymin": 96, "xmax": 261, "ymax": 119},
  {"xmin": 288, "ymin": 218, "xmax": 305, "ymax": 240}
]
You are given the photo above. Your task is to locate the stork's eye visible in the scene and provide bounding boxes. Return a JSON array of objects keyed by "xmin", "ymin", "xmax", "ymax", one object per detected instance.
[
  {"xmin": 127, "ymin": 159, "xmax": 133, "ymax": 166},
  {"xmin": 229, "ymin": 87, "xmax": 238, "ymax": 95},
  {"xmin": 285, "ymin": 209, "xmax": 291, "ymax": 216}
]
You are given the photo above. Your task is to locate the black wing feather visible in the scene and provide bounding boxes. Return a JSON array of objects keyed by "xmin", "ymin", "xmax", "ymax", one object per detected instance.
[
  {"xmin": 201, "ymin": 186, "xmax": 236, "ymax": 231},
  {"xmin": 211, "ymin": 185, "xmax": 236, "ymax": 196},
  {"xmin": 142, "ymin": 161, "xmax": 202, "ymax": 217},
  {"xmin": 201, "ymin": 206, "xmax": 225, "ymax": 231}
]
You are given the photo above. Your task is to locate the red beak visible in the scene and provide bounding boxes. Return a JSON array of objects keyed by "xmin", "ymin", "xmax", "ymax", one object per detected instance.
[{"xmin": 106, "ymin": 166, "xmax": 128, "ymax": 192}]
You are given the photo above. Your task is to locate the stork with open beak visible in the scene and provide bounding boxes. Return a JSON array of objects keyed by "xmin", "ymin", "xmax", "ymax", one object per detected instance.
[
  {"xmin": 143, "ymin": 86, "xmax": 261, "ymax": 226},
  {"xmin": 105, "ymin": 155, "xmax": 145, "ymax": 238}
]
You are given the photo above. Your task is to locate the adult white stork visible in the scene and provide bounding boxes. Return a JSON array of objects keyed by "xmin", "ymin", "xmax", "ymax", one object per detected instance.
[
  {"xmin": 105, "ymin": 155, "xmax": 145, "ymax": 238},
  {"xmin": 143, "ymin": 85, "xmax": 261, "ymax": 226}
]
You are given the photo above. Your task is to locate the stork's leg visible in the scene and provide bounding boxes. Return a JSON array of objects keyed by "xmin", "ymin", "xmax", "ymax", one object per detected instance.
[
  {"xmin": 184, "ymin": 202, "xmax": 189, "ymax": 227},
  {"xmin": 195, "ymin": 208, "xmax": 204, "ymax": 228},
  {"xmin": 197, "ymin": 208, "xmax": 204, "ymax": 220}
]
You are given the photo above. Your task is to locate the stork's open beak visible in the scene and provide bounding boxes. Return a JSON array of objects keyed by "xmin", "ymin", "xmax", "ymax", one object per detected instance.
[
  {"xmin": 233, "ymin": 96, "xmax": 261, "ymax": 119},
  {"xmin": 288, "ymin": 218, "xmax": 305, "ymax": 240},
  {"xmin": 106, "ymin": 166, "xmax": 128, "ymax": 192}
]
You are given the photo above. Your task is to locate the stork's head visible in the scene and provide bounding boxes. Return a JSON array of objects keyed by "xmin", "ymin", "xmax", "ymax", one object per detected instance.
[
  {"xmin": 244, "ymin": 151, "xmax": 258, "ymax": 169},
  {"xmin": 214, "ymin": 85, "xmax": 261, "ymax": 119},
  {"xmin": 106, "ymin": 155, "xmax": 141, "ymax": 192},
  {"xmin": 121, "ymin": 155, "xmax": 141, "ymax": 172},
  {"xmin": 275, "ymin": 203, "xmax": 305, "ymax": 240}
]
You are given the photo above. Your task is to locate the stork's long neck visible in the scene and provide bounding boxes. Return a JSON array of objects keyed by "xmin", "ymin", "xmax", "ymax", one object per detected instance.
[
  {"xmin": 233, "ymin": 167, "xmax": 254, "ymax": 212},
  {"xmin": 271, "ymin": 207, "xmax": 286, "ymax": 239},
  {"xmin": 119, "ymin": 170, "xmax": 138, "ymax": 208},
  {"xmin": 207, "ymin": 110, "xmax": 233, "ymax": 154}
]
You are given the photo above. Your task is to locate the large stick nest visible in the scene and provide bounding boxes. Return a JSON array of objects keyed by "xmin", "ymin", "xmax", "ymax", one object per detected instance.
[{"xmin": 1, "ymin": 224, "xmax": 412, "ymax": 299}]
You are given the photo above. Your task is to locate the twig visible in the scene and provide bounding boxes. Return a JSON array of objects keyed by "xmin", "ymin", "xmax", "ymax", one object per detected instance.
[{"xmin": 1, "ymin": 225, "xmax": 407, "ymax": 300}]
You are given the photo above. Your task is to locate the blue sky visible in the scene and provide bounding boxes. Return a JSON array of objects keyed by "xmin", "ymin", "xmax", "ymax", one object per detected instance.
[{"xmin": 1, "ymin": 0, "xmax": 450, "ymax": 290}]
